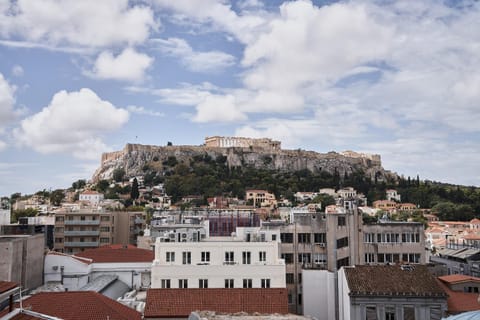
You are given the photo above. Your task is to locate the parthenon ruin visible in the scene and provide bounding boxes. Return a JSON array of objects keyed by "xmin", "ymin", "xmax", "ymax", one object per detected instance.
[{"xmin": 204, "ymin": 136, "xmax": 281, "ymax": 151}]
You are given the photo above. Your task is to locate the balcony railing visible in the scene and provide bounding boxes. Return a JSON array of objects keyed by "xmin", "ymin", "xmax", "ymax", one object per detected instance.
[
  {"xmin": 64, "ymin": 241, "xmax": 99, "ymax": 247},
  {"xmin": 64, "ymin": 220, "xmax": 100, "ymax": 225},
  {"xmin": 134, "ymin": 218, "xmax": 146, "ymax": 224},
  {"xmin": 64, "ymin": 231, "xmax": 100, "ymax": 236}
]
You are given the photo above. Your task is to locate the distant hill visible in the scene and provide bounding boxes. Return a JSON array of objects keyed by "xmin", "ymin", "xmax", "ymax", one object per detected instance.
[{"xmin": 93, "ymin": 143, "xmax": 397, "ymax": 184}]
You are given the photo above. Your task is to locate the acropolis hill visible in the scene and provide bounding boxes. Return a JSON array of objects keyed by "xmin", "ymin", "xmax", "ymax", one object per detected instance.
[{"xmin": 92, "ymin": 136, "xmax": 394, "ymax": 182}]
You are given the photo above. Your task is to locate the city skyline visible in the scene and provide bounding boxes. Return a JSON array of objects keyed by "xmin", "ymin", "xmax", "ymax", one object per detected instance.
[{"xmin": 0, "ymin": 0, "xmax": 479, "ymax": 196}]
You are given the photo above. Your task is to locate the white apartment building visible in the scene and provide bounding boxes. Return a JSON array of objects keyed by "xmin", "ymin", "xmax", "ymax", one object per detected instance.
[
  {"xmin": 386, "ymin": 189, "xmax": 402, "ymax": 202},
  {"xmin": 151, "ymin": 234, "xmax": 286, "ymax": 289},
  {"xmin": 79, "ymin": 190, "xmax": 104, "ymax": 205}
]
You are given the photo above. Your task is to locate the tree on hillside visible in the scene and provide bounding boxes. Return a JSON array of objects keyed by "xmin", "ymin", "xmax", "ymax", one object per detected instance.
[
  {"xmin": 96, "ymin": 180, "xmax": 110, "ymax": 193},
  {"xmin": 50, "ymin": 189, "xmax": 65, "ymax": 206},
  {"xmin": 131, "ymin": 178, "xmax": 139, "ymax": 200},
  {"xmin": 72, "ymin": 179, "xmax": 86, "ymax": 190},
  {"xmin": 113, "ymin": 168, "xmax": 126, "ymax": 183}
]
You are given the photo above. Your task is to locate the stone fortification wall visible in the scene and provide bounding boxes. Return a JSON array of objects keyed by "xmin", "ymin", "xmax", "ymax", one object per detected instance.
[{"xmin": 93, "ymin": 142, "xmax": 394, "ymax": 183}]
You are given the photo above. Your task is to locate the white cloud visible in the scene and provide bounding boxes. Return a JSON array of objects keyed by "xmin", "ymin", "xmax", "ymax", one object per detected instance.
[
  {"xmin": 153, "ymin": 0, "xmax": 267, "ymax": 43},
  {"xmin": 11, "ymin": 65, "xmax": 24, "ymax": 77},
  {"xmin": 14, "ymin": 88, "xmax": 129, "ymax": 160},
  {"xmin": 0, "ymin": 0, "xmax": 158, "ymax": 49},
  {"xmin": 152, "ymin": 37, "xmax": 235, "ymax": 72},
  {"xmin": 193, "ymin": 94, "xmax": 246, "ymax": 123},
  {"xmin": 88, "ymin": 48, "xmax": 153, "ymax": 82},
  {"xmin": 0, "ymin": 73, "xmax": 16, "ymax": 128},
  {"xmin": 127, "ymin": 105, "xmax": 164, "ymax": 117}
]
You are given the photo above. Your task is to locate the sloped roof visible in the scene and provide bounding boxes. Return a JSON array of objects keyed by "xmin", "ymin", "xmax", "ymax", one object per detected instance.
[
  {"xmin": 75, "ymin": 244, "xmax": 154, "ymax": 263},
  {"xmin": 344, "ymin": 265, "xmax": 447, "ymax": 297},
  {"xmin": 144, "ymin": 288, "xmax": 288, "ymax": 318},
  {"xmin": 46, "ymin": 251, "xmax": 93, "ymax": 265},
  {"xmin": 5, "ymin": 291, "xmax": 141, "ymax": 320},
  {"xmin": 439, "ymin": 274, "xmax": 480, "ymax": 285},
  {"xmin": 0, "ymin": 281, "xmax": 18, "ymax": 294},
  {"xmin": 437, "ymin": 279, "xmax": 480, "ymax": 314}
]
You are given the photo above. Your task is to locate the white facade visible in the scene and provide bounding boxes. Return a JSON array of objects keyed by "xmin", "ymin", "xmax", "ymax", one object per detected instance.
[
  {"xmin": 0, "ymin": 209, "xmax": 10, "ymax": 225},
  {"xmin": 79, "ymin": 191, "xmax": 104, "ymax": 205},
  {"xmin": 44, "ymin": 252, "xmax": 152, "ymax": 291},
  {"xmin": 303, "ymin": 270, "xmax": 335, "ymax": 320},
  {"xmin": 386, "ymin": 189, "xmax": 402, "ymax": 202},
  {"xmin": 152, "ymin": 239, "xmax": 286, "ymax": 289}
]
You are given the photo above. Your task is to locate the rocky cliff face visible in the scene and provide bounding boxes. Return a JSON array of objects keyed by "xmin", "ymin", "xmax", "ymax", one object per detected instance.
[{"xmin": 92, "ymin": 143, "xmax": 397, "ymax": 183}]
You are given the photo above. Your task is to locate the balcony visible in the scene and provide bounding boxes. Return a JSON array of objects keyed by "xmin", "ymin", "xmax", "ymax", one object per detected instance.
[
  {"xmin": 64, "ymin": 231, "xmax": 100, "ymax": 236},
  {"xmin": 64, "ymin": 241, "xmax": 99, "ymax": 247},
  {"xmin": 134, "ymin": 217, "xmax": 146, "ymax": 224},
  {"xmin": 65, "ymin": 220, "xmax": 100, "ymax": 226}
]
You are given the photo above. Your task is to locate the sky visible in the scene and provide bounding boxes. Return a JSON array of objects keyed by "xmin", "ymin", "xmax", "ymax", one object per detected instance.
[{"xmin": 0, "ymin": 0, "xmax": 480, "ymax": 196}]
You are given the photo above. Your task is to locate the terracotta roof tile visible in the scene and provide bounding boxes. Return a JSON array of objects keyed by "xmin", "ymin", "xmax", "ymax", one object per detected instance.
[
  {"xmin": 0, "ymin": 281, "xmax": 18, "ymax": 294},
  {"xmin": 75, "ymin": 244, "xmax": 154, "ymax": 263},
  {"xmin": 5, "ymin": 291, "xmax": 141, "ymax": 320},
  {"xmin": 47, "ymin": 251, "xmax": 93, "ymax": 264},
  {"xmin": 344, "ymin": 265, "xmax": 447, "ymax": 297},
  {"xmin": 144, "ymin": 288, "xmax": 288, "ymax": 318},
  {"xmin": 439, "ymin": 274, "xmax": 480, "ymax": 285},
  {"xmin": 437, "ymin": 279, "xmax": 480, "ymax": 313}
]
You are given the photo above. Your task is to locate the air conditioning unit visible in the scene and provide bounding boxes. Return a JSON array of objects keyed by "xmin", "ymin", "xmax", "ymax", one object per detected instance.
[
  {"xmin": 52, "ymin": 266, "xmax": 58, "ymax": 271},
  {"xmin": 319, "ymin": 243, "xmax": 326, "ymax": 247}
]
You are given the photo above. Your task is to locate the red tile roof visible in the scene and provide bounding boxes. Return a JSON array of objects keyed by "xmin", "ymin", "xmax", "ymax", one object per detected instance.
[
  {"xmin": 344, "ymin": 265, "xmax": 447, "ymax": 297},
  {"xmin": 75, "ymin": 244, "xmax": 154, "ymax": 263},
  {"xmin": 439, "ymin": 274, "xmax": 480, "ymax": 285},
  {"xmin": 144, "ymin": 288, "xmax": 288, "ymax": 318},
  {"xmin": 0, "ymin": 281, "xmax": 18, "ymax": 294},
  {"xmin": 437, "ymin": 279, "xmax": 480, "ymax": 313},
  {"xmin": 4, "ymin": 291, "xmax": 141, "ymax": 320}
]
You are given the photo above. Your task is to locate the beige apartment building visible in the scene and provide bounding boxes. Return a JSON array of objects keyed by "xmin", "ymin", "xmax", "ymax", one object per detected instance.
[
  {"xmin": 53, "ymin": 208, "xmax": 146, "ymax": 254},
  {"xmin": 263, "ymin": 200, "xmax": 426, "ymax": 315}
]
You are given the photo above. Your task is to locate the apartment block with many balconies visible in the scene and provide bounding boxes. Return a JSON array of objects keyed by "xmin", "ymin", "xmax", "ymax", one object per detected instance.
[{"xmin": 53, "ymin": 208, "xmax": 146, "ymax": 254}]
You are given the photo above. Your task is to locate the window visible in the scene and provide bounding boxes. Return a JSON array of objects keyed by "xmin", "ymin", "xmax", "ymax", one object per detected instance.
[
  {"xmin": 286, "ymin": 273, "xmax": 294, "ymax": 284},
  {"xmin": 166, "ymin": 252, "xmax": 175, "ymax": 262},
  {"xmin": 364, "ymin": 233, "xmax": 375, "ymax": 243},
  {"xmin": 272, "ymin": 234, "xmax": 277, "ymax": 241},
  {"xmin": 365, "ymin": 253, "xmax": 375, "ymax": 263},
  {"xmin": 298, "ymin": 273, "xmax": 302, "ymax": 284},
  {"xmin": 80, "ymin": 216, "xmax": 85, "ymax": 221},
  {"xmin": 101, "ymin": 216, "xmax": 110, "ymax": 221},
  {"xmin": 385, "ymin": 306, "xmax": 395, "ymax": 320},
  {"xmin": 178, "ymin": 279, "xmax": 188, "ymax": 288},
  {"xmin": 100, "ymin": 226, "xmax": 110, "ymax": 232},
  {"xmin": 281, "ymin": 253, "xmax": 293, "ymax": 264},
  {"xmin": 403, "ymin": 305, "xmax": 415, "ymax": 320},
  {"xmin": 55, "ymin": 238, "xmax": 63, "ymax": 243},
  {"xmin": 242, "ymin": 251, "xmax": 251, "ymax": 264},
  {"xmin": 100, "ymin": 237, "xmax": 110, "ymax": 243},
  {"xmin": 225, "ymin": 279, "xmax": 234, "ymax": 288},
  {"xmin": 298, "ymin": 233, "xmax": 311, "ymax": 243},
  {"xmin": 298, "ymin": 253, "xmax": 311, "ymax": 264},
  {"xmin": 199, "ymin": 279, "xmax": 208, "ymax": 288},
  {"xmin": 288, "ymin": 293, "xmax": 293, "ymax": 304},
  {"xmin": 280, "ymin": 233, "xmax": 293, "ymax": 243},
  {"xmin": 338, "ymin": 216, "xmax": 346, "ymax": 226},
  {"xmin": 182, "ymin": 251, "xmax": 191, "ymax": 264},
  {"xmin": 337, "ymin": 257, "xmax": 349, "ymax": 269},
  {"xmin": 55, "ymin": 216, "xmax": 64, "ymax": 222},
  {"xmin": 298, "ymin": 294, "xmax": 302, "ymax": 305},
  {"xmin": 261, "ymin": 279, "xmax": 271, "ymax": 288},
  {"xmin": 161, "ymin": 279, "xmax": 171, "ymax": 288},
  {"xmin": 201, "ymin": 251, "xmax": 210, "ymax": 263},
  {"xmin": 430, "ymin": 306, "xmax": 441, "ymax": 320},
  {"xmin": 54, "ymin": 227, "xmax": 64, "ymax": 233},
  {"xmin": 225, "ymin": 251, "xmax": 234, "ymax": 264},
  {"xmin": 314, "ymin": 233, "xmax": 326, "ymax": 244},
  {"xmin": 243, "ymin": 279, "xmax": 252, "ymax": 288},
  {"xmin": 259, "ymin": 251, "xmax": 266, "ymax": 262},
  {"xmin": 365, "ymin": 306, "xmax": 377, "ymax": 320},
  {"xmin": 337, "ymin": 237, "xmax": 349, "ymax": 249}
]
